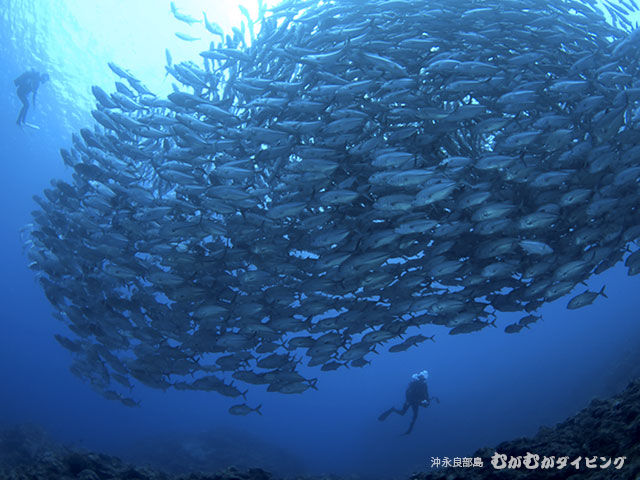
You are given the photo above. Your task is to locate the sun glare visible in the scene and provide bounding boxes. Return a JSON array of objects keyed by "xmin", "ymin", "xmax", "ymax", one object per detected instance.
[{"xmin": 54, "ymin": 0, "xmax": 272, "ymax": 101}]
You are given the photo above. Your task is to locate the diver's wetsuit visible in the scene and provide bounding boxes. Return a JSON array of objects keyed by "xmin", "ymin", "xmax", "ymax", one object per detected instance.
[
  {"xmin": 15, "ymin": 71, "xmax": 46, "ymax": 125},
  {"xmin": 378, "ymin": 378, "xmax": 430, "ymax": 435}
]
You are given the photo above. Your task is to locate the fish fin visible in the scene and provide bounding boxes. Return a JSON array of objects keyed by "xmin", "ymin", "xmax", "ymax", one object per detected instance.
[
  {"xmin": 242, "ymin": 389, "xmax": 248, "ymax": 400},
  {"xmin": 427, "ymin": 335, "xmax": 436, "ymax": 343}
]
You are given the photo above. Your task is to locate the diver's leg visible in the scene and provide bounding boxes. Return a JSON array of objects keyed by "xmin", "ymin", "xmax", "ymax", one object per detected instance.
[
  {"xmin": 17, "ymin": 93, "xmax": 29, "ymax": 125},
  {"xmin": 403, "ymin": 405, "xmax": 419, "ymax": 435},
  {"xmin": 378, "ymin": 402, "xmax": 409, "ymax": 421},
  {"xmin": 378, "ymin": 408, "xmax": 394, "ymax": 421},
  {"xmin": 18, "ymin": 105, "xmax": 28, "ymax": 125}
]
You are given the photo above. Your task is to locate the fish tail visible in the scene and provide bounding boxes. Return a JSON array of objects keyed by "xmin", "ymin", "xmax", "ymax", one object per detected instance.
[
  {"xmin": 255, "ymin": 404, "xmax": 262, "ymax": 415},
  {"xmin": 599, "ymin": 285, "xmax": 608, "ymax": 298}
]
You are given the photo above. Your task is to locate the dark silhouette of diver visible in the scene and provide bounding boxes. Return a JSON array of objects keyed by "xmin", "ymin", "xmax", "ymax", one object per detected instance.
[
  {"xmin": 378, "ymin": 370, "xmax": 438, "ymax": 435},
  {"xmin": 15, "ymin": 70, "xmax": 49, "ymax": 126}
]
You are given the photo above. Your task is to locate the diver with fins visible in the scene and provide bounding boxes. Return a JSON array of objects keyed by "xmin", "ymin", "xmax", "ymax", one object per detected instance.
[
  {"xmin": 378, "ymin": 370, "xmax": 439, "ymax": 435},
  {"xmin": 15, "ymin": 69, "xmax": 49, "ymax": 128}
]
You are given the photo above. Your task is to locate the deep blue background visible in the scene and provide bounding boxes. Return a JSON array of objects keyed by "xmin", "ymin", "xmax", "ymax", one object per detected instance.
[{"xmin": 1, "ymin": 1, "xmax": 639, "ymax": 478}]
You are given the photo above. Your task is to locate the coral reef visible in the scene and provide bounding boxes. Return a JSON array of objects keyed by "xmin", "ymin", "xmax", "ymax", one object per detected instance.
[
  {"xmin": 412, "ymin": 379, "xmax": 640, "ymax": 479},
  {"xmin": 119, "ymin": 427, "xmax": 305, "ymax": 477},
  {"xmin": 2, "ymin": 379, "xmax": 639, "ymax": 479}
]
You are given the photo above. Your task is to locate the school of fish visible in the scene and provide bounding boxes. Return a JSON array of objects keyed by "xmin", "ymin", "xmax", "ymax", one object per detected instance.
[{"xmin": 23, "ymin": 0, "xmax": 640, "ymax": 409}]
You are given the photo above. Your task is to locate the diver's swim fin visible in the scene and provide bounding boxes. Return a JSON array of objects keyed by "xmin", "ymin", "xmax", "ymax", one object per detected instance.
[
  {"xmin": 378, "ymin": 409, "xmax": 393, "ymax": 421},
  {"xmin": 23, "ymin": 122, "xmax": 40, "ymax": 130}
]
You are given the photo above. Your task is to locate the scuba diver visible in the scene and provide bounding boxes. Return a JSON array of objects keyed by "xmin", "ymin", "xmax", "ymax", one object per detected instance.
[
  {"xmin": 378, "ymin": 370, "xmax": 438, "ymax": 435},
  {"xmin": 14, "ymin": 70, "xmax": 49, "ymax": 127}
]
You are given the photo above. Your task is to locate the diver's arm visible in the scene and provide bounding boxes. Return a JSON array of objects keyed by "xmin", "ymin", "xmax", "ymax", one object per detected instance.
[{"xmin": 420, "ymin": 384, "xmax": 430, "ymax": 406}]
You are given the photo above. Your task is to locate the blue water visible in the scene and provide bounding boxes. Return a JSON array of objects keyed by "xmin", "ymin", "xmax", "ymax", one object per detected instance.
[{"xmin": 1, "ymin": 1, "xmax": 640, "ymax": 478}]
